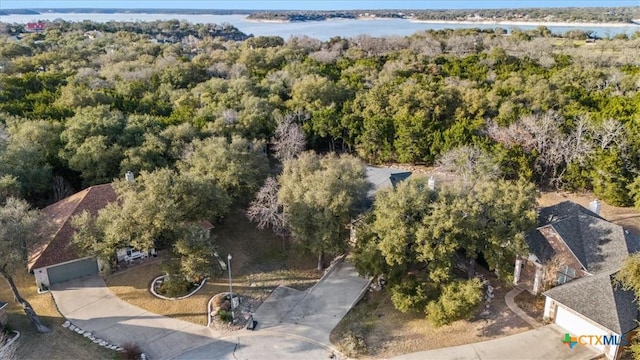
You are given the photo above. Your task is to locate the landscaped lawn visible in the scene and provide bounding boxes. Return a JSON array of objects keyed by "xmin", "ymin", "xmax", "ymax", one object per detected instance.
[
  {"xmin": 0, "ymin": 272, "xmax": 117, "ymax": 359},
  {"xmin": 331, "ymin": 278, "xmax": 529, "ymax": 358},
  {"xmin": 106, "ymin": 208, "xmax": 322, "ymax": 325}
]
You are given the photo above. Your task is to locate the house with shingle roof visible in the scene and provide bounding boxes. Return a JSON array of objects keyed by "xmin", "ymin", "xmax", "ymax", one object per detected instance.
[
  {"xmin": 28, "ymin": 184, "xmax": 117, "ymax": 287},
  {"xmin": 513, "ymin": 201, "xmax": 640, "ymax": 359}
]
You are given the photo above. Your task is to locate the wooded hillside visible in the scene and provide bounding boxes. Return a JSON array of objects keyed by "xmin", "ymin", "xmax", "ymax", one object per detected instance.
[{"xmin": 1, "ymin": 22, "xmax": 640, "ymax": 207}]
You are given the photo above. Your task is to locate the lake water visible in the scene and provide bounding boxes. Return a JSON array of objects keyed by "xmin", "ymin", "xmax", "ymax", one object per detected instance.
[{"xmin": 1, "ymin": 13, "xmax": 638, "ymax": 40}]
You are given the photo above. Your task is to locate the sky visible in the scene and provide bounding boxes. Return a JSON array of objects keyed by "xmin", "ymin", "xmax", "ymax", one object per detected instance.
[{"xmin": 2, "ymin": 0, "xmax": 640, "ymax": 10}]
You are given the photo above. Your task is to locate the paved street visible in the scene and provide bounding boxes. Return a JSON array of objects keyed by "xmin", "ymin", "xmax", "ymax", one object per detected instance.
[{"xmin": 391, "ymin": 324, "xmax": 600, "ymax": 360}]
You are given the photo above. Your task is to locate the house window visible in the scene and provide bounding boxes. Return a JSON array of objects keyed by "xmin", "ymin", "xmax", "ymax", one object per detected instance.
[{"xmin": 557, "ymin": 265, "xmax": 576, "ymax": 285}]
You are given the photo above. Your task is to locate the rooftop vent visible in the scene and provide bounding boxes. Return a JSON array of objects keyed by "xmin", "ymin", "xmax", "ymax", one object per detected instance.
[
  {"xmin": 125, "ymin": 171, "xmax": 135, "ymax": 183},
  {"xmin": 428, "ymin": 176, "xmax": 436, "ymax": 191},
  {"xmin": 588, "ymin": 199, "xmax": 601, "ymax": 215}
]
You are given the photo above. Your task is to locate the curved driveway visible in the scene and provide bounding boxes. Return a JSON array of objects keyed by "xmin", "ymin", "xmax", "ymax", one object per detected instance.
[
  {"xmin": 51, "ymin": 261, "xmax": 370, "ymax": 360},
  {"xmin": 51, "ymin": 276, "xmax": 220, "ymax": 359}
]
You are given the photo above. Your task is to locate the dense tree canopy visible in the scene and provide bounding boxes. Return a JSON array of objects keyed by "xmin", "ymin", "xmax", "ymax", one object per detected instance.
[
  {"xmin": 246, "ymin": 152, "xmax": 369, "ymax": 269},
  {"xmin": 72, "ymin": 168, "xmax": 230, "ymax": 267},
  {"xmin": 353, "ymin": 170, "xmax": 537, "ymax": 325},
  {"xmin": 1, "ymin": 20, "xmax": 640, "ymax": 312},
  {"xmin": 179, "ymin": 135, "xmax": 269, "ymax": 202},
  {"xmin": 1, "ymin": 22, "xmax": 640, "ymax": 206}
]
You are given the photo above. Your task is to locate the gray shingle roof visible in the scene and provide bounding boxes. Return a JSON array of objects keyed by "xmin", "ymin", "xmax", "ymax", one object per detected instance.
[
  {"xmin": 524, "ymin": 230, "xmax": 555, "ymax": 263},
  {"xmin": 544, "ymin": 272, "xmax": 639, "ymax": 334},
  {"xmin": 366, "ymin": 166, "xmax": 412, "ymax": 198},
  {"xmin": 538, "ymin": 200, "xmax": 603, "ymax": 226},
  {"xmin": 389, "ymin": 172, "xmax": 412, "ymax": 189},
  {"xmin": 529, "ymin": 201, "xmax": 635, "ymax": 274},
  {"xmin": 537, "ymin": 201, "xmax": 640, "ymax": 335},
  {"xmin": 549, "ymin": 214, "xmax": 631, "ymax": 274}
]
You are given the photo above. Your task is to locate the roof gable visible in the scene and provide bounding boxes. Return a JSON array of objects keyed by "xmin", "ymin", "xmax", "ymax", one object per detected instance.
[
  {"xmin": 365, "ymin": 166, "xmax": 412, "ymax": 199},
  {"xmin": 529, "ymin": 201, "xmax": 634, "ymax": 274},
  {"xmin": 28, "ymin": 184, "xmax": 117, "ymax": 270},
  {"xmin": 524, "ymin": 230, "xmax": 555, "ymax": 263},
  {"xmin": 538, "ymin": 200, "xmax": 602, "ymax": 226},
  {"xmin": 548, "ymin": 217, "xmax": 586, "ymax": 268},
  {"xmin": 544, "ymin": 272, "xmax": 639, "ymax": 334}
]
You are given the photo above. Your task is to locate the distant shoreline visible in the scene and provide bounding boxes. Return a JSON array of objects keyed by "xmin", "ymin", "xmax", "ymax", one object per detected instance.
[
  {"xmin": 244, "ymin": 18, "xmax": 289, "ymax": 24},
  {"xmin": 2, "ymin": 11, "xmax": 638, "ymax": 29},
  {"xmin": 408, "ymin": 19, "xmax": 639, "ymax": 28},
  {"xmin": 243, "ymin": 16, "xmax": 639, "ymax": 27}
]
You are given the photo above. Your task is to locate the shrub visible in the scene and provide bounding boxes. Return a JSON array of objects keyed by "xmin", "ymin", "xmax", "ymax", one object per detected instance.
[
  {"xmin": 389, "ymin": 278, "xmax": 433, "ymax": 313},
  {"xmin": 157, "ymin": 275, "xmax": 192, "ymax": 298},
  {"xmin": 217, "ymin": 309, "xmax": 233, "ymax": 323},
  {"xmin": 337, "ymin": 329, "xmax": 367, "ymax": 357},
  {"xmin": 120, "ymin": 342, "xmax": 142, "ymax": 360},
  {"xmin": 425, "ymin": 278, "xmax": 484, "ymax": 327}
]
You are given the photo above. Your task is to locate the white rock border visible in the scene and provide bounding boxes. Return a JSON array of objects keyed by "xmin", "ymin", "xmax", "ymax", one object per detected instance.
[
  {"xmin": 207, "ymin": 292, "xmax": 233, "ymax": 327},
  {"xmin": 62, "ymin": 320, "xmax": 148, "ymax": 358},
  {"xmin": 149, "ymin": 275, "xmax": 207, "ymax": 300},
  {"xmin": 0, "ymin": 330, "xmax": 20, "ymax": 351}
]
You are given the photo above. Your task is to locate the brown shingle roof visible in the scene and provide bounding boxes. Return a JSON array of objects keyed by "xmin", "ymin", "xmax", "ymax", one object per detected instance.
[{"xmin": 28, "ymin": 184, "xmax": 117, "ymax": 271}]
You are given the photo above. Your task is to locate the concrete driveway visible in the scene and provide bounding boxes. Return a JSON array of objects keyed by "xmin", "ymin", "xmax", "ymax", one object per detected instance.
[
  {"xmin": 51, "ymin": 261, "xmax": 370, "ymax": 359},
  {"xmin": 391, "ymin": 324, "xmax": 600, "ymax": 360},
  {"xmin": 177, "ymin": 260, "xmax": 370, "ymax": 359},
  {"xmin": 254, "ymin": 260, "xmax": 371, "ymax": 346},
  {"xmin": 51, "ymin": 276, "xmax": 220, "ymax": 359}
]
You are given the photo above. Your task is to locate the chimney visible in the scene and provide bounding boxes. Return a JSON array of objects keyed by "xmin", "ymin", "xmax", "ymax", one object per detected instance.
[
  {"xmin": 125, "ymin": 171, "xmax": 135, "ymax": 182},
  {"xmin": 428, "ymin": 176, "xmax": 436, "ymax": 191},
  {"xmin": 588, "ymin": 199, "xmax": 601, "ymax": 215}
]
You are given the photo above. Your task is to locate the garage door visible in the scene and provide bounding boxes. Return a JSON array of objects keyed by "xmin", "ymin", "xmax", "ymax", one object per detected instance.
[
  {"xmin": 555, "ymin": 306, "xmax": 606, "ymax": 352},
  {"xmin": 46, "ymin": 258, "xmax": 99, "ymax": 285}
]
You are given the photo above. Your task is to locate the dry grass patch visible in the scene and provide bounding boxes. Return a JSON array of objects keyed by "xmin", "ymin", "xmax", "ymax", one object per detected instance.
[
  {"xmin": 331, "ymin": 283, "xmax": 529, "ymax": 359},
  {"xmin": 106, "ymin": 261, "xmax": 320, "ymax": 326},
  {"xmin": 106, "ymin": 209, "xmax": 321, "ymax": 325},
  {"xmin": 514, "ymin": 291, "xmax": 545, "ymax": 322},
  {"xmin": 0, "ymin": 272, "xmax": 116, "ymax": 359},
  {"xmin": 106, "ymin": 261, "xmax": 215, "ymax": 325}
]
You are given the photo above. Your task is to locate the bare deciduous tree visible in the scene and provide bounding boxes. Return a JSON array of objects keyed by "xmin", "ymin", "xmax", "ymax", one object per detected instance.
[
  {"xmin": 564, "ymin": 115, "xmax": 593, "ymax": 166},
  {"xmin": 445, "ymin": 35, "xmax": 481, "ymax": 56},
  {"xmin": 436, "ymin": 145, "xmax": 500, "ymax": 190},
  {"xmin": 590, "ymin": 118, "xmax": 627, "ymax": 151},
  {"xmin": 487, "ymin": 111, "xmax": 568, "ymax": 184},
  {"xmin": 488, "ymin": 111, "xmax": 629, "ymax": 188},
  {"xmin": 246, "ymin": 177, "xmax": 288, "ymax": 241},
  {"xmin": 271, "ymin": 112, "xmax": 307, "ymax": 162},
  {"xmin": 309, "ymin": 49, "xmax": 341, "ymax": 64}
]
